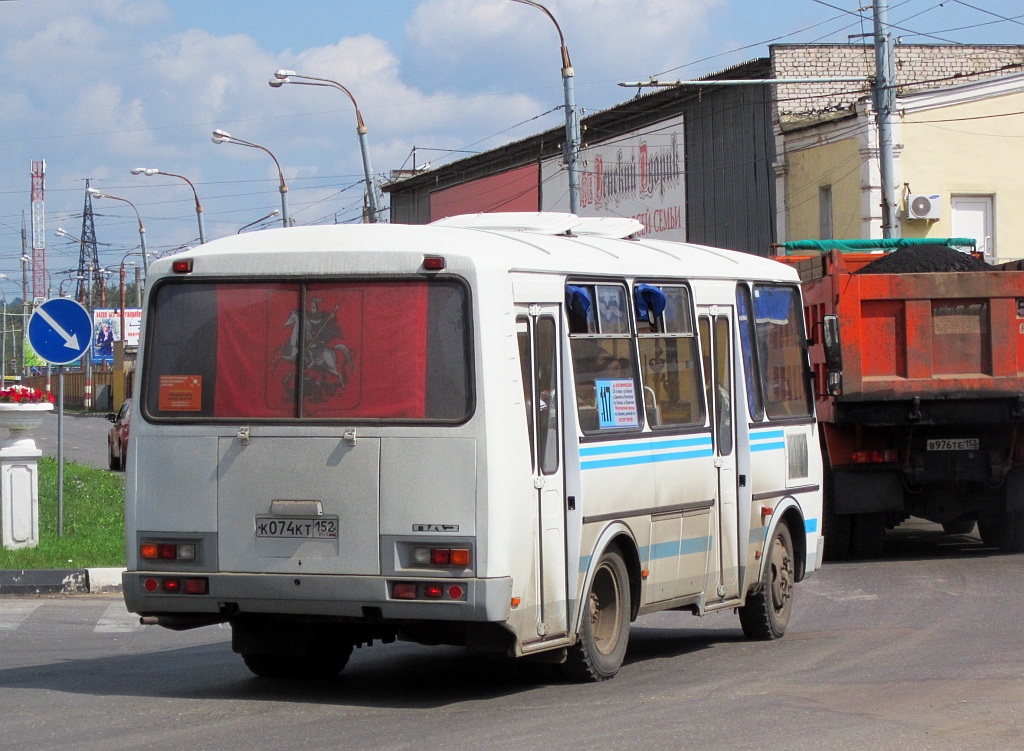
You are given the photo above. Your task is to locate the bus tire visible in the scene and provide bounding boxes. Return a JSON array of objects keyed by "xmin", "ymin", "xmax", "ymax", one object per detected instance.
[
  {"xmin": 561, "ymin": 547, "xmax": 630, "ymax": 682},
  {"xmin": 739, "ymin": 522, "xmax": 794, "ymax": 641},
  {"xmin": 241, "ymin": 643, "xmax": 353, "ymax": 679}
]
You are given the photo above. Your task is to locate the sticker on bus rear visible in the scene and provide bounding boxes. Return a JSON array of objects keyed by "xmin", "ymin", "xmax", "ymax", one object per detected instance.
[{"xmin": 159, "ymin": 375, "xmax": 203, "ymax": 411}]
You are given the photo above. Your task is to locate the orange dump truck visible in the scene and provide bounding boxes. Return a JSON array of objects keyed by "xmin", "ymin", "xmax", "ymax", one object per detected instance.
[{"xmin": 778, "ymin": 239, "xmax": 1024, "ymax": 558}]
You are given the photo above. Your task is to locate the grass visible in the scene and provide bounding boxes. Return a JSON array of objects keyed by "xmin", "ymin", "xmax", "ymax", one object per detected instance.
[{"xmin": 0, "ymin": 456, "xmax": 125, "ymax": 570}]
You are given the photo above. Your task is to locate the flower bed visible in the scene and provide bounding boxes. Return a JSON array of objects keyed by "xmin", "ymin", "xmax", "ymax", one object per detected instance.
[{"xmin": 0, "ymin": 385, "xmax": 55, "ymax": 405}]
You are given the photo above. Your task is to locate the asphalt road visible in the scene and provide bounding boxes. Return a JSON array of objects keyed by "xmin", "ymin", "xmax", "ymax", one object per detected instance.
[
  {"xmin": 1, "ymin": 522, "xmax": 1021, "ymax": 751},
  {"xmin": 30, "ymin": 410, "xmax": 112, "ymax": 470}
]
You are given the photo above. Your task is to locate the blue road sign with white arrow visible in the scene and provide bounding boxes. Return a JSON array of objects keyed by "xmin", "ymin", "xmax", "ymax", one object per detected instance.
[{"xmin": 28, "ymin": 298, "xmax": 93, "ymax": 365}]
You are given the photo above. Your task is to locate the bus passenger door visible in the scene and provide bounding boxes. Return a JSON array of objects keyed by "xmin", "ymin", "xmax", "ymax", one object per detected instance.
[
  {"xmin": 699, "ymin": 308, "xmax": 741, "ymax": 602},
  {"xmin": 516, "ymin": 307, "xmax": 568, "ymax": 640}
]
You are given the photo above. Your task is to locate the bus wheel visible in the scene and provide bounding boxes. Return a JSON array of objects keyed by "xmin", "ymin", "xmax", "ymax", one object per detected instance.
[
  {"xmin": 241, "ymin": 644, "xmax": 353, "ymax": 679},
  {"xmin": 561, "ymin": 548, "xmax": 630, "ymax": 682},
  {"xmin": 739, "ymin": 522, "xmax": 794, "ymax": 640}
]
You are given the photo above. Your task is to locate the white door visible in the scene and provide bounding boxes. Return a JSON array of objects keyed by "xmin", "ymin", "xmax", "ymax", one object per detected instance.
[
  {"xmin": 516, "ymin": 307, "xmax": 568, "ymax": 640},
  {"xmin": 951, "ymin": 195, "xmax": 994, "ymax": 262},
  {"xmin": 699, "ymin": 307, "xmax": 740, "ymax": 602}
]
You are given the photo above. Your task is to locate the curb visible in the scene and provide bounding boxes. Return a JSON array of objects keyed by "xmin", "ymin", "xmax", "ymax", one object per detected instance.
[{"xmin": 0, "ymin": 567, "xmax": 124, "ymax": 595}]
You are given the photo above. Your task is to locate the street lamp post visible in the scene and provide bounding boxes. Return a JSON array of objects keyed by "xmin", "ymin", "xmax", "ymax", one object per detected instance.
[
  {"xmin": 130, "ymin": 168, "xmax": 206, "ymax": 244},
  {"xmin": 510, "ymin": 0, "xmax": 582, "ymax": 215},
  {"xmin": 211, "ymin": 130, "xmax": 291, "ymax": 227},
  {"xmin": 118, "ymin": 252, "xmax": 140, "ymax": 342},
  {"xmin": 85, "ymin": 189, "xmax": 149, "ymax": 280},
  {"xmin": 0, "ymin": 280, "xmax": 8, "ymax": 385},
  {"xmin": 269, "ymin": 70, "xmax": 383, "ymax": 223},
  {"xmin": 237, "ymin": 210, "xmax": 280, "ymax": 234}
]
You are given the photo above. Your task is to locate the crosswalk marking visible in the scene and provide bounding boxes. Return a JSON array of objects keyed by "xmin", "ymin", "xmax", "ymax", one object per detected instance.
[
  {"xmin": 0, "ymin": 601, "xmax": 43, "ymax": 630},
  {"xmin": 94, "ymin": 601, "xmax": 145, "ymax": 633}
]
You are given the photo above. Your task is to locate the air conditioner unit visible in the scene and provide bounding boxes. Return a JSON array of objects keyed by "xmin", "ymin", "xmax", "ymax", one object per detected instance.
[{"xmin": 907, "ymin": 193, "xmax": 941, "ymax": 220}]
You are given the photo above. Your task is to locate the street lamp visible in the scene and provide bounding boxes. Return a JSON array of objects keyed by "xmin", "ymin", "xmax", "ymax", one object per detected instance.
[
  {"xmin": 510, "ymin": 0, "xmax": 582, "ymax": 215},
  {"xmin": 211, "ymin": 129, "xmax": 291, "ymax": 227},
  {"xmin": 85, "ymin": 189, "xmax": 149, "ymax": 279},
  {"xmin": 270, "ymin": 70, "xmax": 384, "ymax": 223},
  {"xmin": 237, "ymin": 209, "xmax": 280, "ymax": 234},
  {"xmin": 130, "ymin": 168, "xmax": 206, "ymax": 244}
]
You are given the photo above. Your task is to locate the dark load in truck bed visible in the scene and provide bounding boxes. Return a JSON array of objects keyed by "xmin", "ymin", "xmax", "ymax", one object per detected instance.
[{"xmin": 777, "ymin": 239, "xmax": 1024, "ymax": 559}]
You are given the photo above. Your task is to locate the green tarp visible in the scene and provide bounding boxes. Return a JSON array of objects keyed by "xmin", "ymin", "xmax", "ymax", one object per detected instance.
[{"xmin": 780, "ymin": 238, "xmax": 976, "ymax": 254}]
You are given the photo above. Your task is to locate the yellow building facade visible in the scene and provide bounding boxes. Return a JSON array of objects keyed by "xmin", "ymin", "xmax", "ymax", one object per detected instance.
[{"xmin": 779, "ymin": 72, "xmax": 1024, "ymax": 261}]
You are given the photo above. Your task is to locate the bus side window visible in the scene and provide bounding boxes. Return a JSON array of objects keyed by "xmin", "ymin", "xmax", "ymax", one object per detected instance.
[
  {"xmin": 736, "ymin": 284, "xmax": 765, "ymax": 422},
  {"xmin": 635, "ymin": 284, "xmax": 705, "ymax": 429},
  {"xmin": 566, "ymin": 283, "xmax": 641, "ymax": 434},
  {"xmin": 752, "ymin": 285, "xmax": 813, "ymax": 419},
  {"xmin": 516, "ymin": 316, "xmax": 535, "ymax": 467}
]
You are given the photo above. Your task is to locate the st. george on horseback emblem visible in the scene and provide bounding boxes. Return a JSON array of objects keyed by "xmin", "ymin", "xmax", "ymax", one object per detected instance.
[{"xmin": 277, "ymin": 298, "xmax": 355, "ymax": 403}]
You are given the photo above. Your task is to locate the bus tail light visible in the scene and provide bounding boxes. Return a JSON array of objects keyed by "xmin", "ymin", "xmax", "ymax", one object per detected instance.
[
  {"xmin": 144, "ymin": 576, "xmax": 208, "ymax": 595},
  {"xmin": 412, "ymin": 546, "xmax": 472, "ymax": 568},
  {"xmin": 390, "ymin": 582, "xmax": 464, "ymax": 601},
  {"xmin": 422, "ymin": 256, "xmax": 445, "ymax": 271},
  {"xmin": 140, "ymin": 541, "xmax": 197, "ymax": 562}
]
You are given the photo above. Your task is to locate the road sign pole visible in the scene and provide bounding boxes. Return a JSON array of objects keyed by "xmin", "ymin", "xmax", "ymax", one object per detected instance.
[{"xmin": 57, "ymin": 367, "xmax": 64, "ymax": 537}]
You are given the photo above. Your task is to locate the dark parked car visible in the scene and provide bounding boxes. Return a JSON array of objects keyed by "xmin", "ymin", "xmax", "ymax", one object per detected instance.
[{"xmin": 106, "ymin": 398, "xmax": 131, "ymax": 471}]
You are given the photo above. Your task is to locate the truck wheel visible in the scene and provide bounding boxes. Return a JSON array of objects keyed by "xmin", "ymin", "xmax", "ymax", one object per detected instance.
[
  {"xmin": 739, "ymin": 522, "xmax": 794, "ymax": 640},
  {"xmin": 941, "ymin": 518, "xmax": 975, "ymax": 536},
  {"xmin": 561, "ymin": 547, "xmax": 630, "ymax": 682},
  {"xmin": 849, "ymin": 512, "xmax": 886, "ymax": 559},
  {"xmin": 821, "ymin": 465, "xmax": 851, "ymax": 561},
  {"xmin": 242, "ymin": 644, "xmax": 353, "ymax": 679},
  {"xmin": 977, "ymin": 514, "xmax": 1002, "ymax": 547},
  {"xmin": 1000, "ymin": 510, "xmax": 1024, "ymax": 554}
]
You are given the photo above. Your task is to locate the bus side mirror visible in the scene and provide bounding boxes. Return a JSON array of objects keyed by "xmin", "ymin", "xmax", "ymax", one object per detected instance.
[{"xmin": 823, "ymin": 315, "xmax": 843, "ymax": 396}]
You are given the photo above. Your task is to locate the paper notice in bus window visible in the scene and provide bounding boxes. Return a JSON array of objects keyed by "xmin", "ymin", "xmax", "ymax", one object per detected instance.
[
  {"xmin": 159, "ymin": 375, "xmax": 203, "ymax": 411},
  {"xmin": 595, "ymin": 378, "xmax": 639, "ymax": 429}
]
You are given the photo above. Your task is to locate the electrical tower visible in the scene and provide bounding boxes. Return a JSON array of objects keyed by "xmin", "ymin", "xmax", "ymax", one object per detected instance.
[
  {"xmin": 29, "ymin": 160, "xmax": 46, "ymax": 300},
  {"xmin": 76, "ymin": 179, "xmax": 100, "ymax": 305}
]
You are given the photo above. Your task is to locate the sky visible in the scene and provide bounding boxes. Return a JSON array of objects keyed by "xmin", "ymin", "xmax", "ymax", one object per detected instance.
[{"xmin": 0, "ymin": 0, "xmax": 1021, "ymax": 300}]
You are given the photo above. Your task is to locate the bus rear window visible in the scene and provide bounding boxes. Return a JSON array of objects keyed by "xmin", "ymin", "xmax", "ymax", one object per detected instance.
[{"xmin": 144, "ymin": 279, "xmax": 472, "ymax": 422}]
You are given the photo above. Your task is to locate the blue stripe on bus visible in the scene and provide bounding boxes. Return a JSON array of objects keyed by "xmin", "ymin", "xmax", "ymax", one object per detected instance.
[
  {"xmin": 580, "ymin": 436, "xmax": 713, "ymax": 457},
  {"xmin": 749, "ymin": 527, "xmax": 767, "ymax": 545},
  {"xmin": 805, "ymin": 517, "xmax": 818, "ymax": 533},
  {"xmin": 642, "ymin": 536, "xmax": 713, "ymax": 561},
  {"xmin": 750, "ymin": 442, "xmax": 785, "ymax": 452},
  {"xmin": 749, "ymin": 429, "xmax": 785, "ymax": 440},
  {"xmin": 581, "ymin": 448, "xmax": 715, "ymax": 470}
]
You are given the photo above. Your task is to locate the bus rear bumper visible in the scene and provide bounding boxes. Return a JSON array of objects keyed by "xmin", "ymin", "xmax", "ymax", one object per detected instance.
[{"xmin": 123, "ymin": 571, "xmax": 513, "ymax": 624}]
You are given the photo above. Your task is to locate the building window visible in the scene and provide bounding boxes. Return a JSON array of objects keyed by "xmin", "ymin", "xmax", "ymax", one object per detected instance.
[{"xmin": 819, "ymin": 185, "xmax": 833, "ymax": 240}]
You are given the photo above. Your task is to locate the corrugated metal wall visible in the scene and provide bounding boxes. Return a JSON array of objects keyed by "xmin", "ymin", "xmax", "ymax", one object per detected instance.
[{"xmin": 684, "ymin": 83, "xmax": 776, "ymax": 256}]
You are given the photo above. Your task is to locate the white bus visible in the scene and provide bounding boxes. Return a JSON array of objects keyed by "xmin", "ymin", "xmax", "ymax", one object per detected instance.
[{"xmin": 123, "ymin": 213, "xmax": 823, "ymax": 682}]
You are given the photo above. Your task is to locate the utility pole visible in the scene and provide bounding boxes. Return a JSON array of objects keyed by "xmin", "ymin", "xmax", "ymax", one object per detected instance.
[
  {"xmin": 873, "ymin": 0, "xmax": 899, "ymax": 239},
  {"xmin": 20, "ymin": 215, "xmax": 29, "ymax": 377}
]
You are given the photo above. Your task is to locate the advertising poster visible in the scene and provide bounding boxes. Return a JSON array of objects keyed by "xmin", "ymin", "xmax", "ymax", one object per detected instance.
[
  {"xmin": 541, "ymin": 114, "xmax": 686, "ymax": 241},
  {"xmin": 91, "ymin": 308, "xmax": 142, "ymax": 363}
]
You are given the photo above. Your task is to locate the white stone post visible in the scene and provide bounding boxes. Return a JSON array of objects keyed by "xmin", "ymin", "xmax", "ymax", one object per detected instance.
[{"xmin": 0, "ymin": 402, "xmax": 52, "ymax": 550}]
